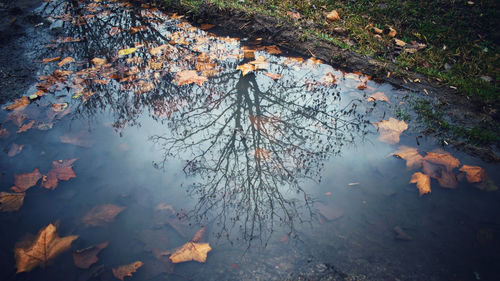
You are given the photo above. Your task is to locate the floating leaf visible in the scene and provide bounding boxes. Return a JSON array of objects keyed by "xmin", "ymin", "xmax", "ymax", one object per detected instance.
[
  {"xmin": 73, "ymin": 241, "xmax": 109, "ymax": 269},
  {"xmin": 459, "ymin": 165, "xmax": 486, "ymax": 183},
  {"xmin": 42, "ymin": 56, "xmax": 60, "ymax": 63},
  {"xmin": 118, "ymin": 47, "xmax": 137, "ymax": 56},
  {"xmin": 91, "ymin": 57, "xmax": 106, "ymax": 66},
  {"xmin": 7, "ymin": 143, "xmax": 24, "ymax": 157},
  {"xmin": 149, "ymin": 44, "xmax": 168, "ymax": 55},
  {"xmin": 0, "ymin": 192, "xmax": 25, "ymax": 212},
  {"xmin": 249, "ymin": 56, "xmax": 268, "ymax": 69},
  {"xmin": 58, "ymin": 57, "xmax": 75, "ymax": 67},
  {"xmin": 169, "ymin": 242, "xmax": 212, "ymax": 264},
  {"xmin": 173, "ymin": 70, "xmax": 207, "ymax": 86},
  {"xmin": 11, "ymin": 168, "xmax": 42, "ymax": 193},
  {"xmin": 367, "ymin": 92, "xmax": 389, "ymax": 103},
  {"xmin": 41, "ymin": 159, "xmax": 78, "ymax": 190},
  {"xmin": 17, "ymin": 120, "xmax": 35, "ymax": 133},
  {"xmin": 51, "ymin": 103, "xmax": 68, "ymax": 112},
  {"xmin": 82, "ymin": 204, "xmax": 126, "ymax": 227},
  {"xmin": 373, "ymin": 118, "xmax": 408, "ymax": 144},
  {"xmin": 5, "ymin": 96, "xmax": 29, "ymax": 111},
  {"xmin": 409, "ymin": 172, "xmax": 431, "ymax": 196},
  {"xmin": 423, "ymin": 151, "xmax": 460, "ymax": 171},
  {"xmin": 112, "ymin": 261, "xmax": 143, "ymax": 281},
  {"xmin": 391, "ymin": 146, "xmax": 423, "ymax": 170},
  {"xmin": 326, "ymin": 10, "xmax": 340, "ymax": 21},
  {"xmin": 15, "ymin": 223, "xmax": 78, "ymax": 273},
  {"xmin": 264, "ymin": 72, "xmax": 282, "ymax": 80},
  {"xmin": 236, "ymin": 63, "xmax": 255, "ymax": 76}
]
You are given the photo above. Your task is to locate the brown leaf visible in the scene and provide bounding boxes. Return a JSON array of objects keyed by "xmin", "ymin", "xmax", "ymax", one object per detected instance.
[
  {"xmin": 41, "ymin": 159, "xmax": 78, "ymax": 190},
  {"xmin": 422, "ymin": 160, "xmax": 457, "ymax": 189},
  {"xmin": 249, "ymin": 56, "xmax": 268, "ymax": 69},
  {"xmin": 423, "ymin": 151, "xmax": 460, "ymax": 171},
  {"xmin": 73, "ymin": 241, "xmax": 109, "ymax": 269},
  {"xmin": 169, "ymin": 242, "xmax": 212, "ymax": 263},
  {"xmin": 409, "ymin": 172, "xmax": 431, "ymax": 196},
  {"xmin": 263, "ymin": 45, "xmax": 281, "ymax": 55},
  {"xmin": 7, "ymin": 143, "xmax": 24, "ymax": 157},
  {"xmin": 316, "ymin": 202, "xmax": 343, "ymax": 221},
  {"xmin": 149, "ymin": 44, "xmax": 169, "ymax": 55},
  {"xmin": 17, "ymin": 120, "xmax": 35, "ymax": 133},
  {"xmin": 82, "ymin": 204, "xmax": 126, "ymax": 227},
  {"xmin": 11, "ymin": 168, "xmax": 42, "ymax": 193},
  {"xmin": 373, "ymin": 118, "xmax": 408, "ymax": 144},
  {"xmin": 5, "ymin": 96, "xmax": 29, "ymax": 111},
  {"xmin": 391, "ymin": 146, "xmax": 423, "ymax": 170},
  {"xmin": 91, "ymin": 57, "xmax": 107, "ymax": 66},
  {"xmin": 42, "ymin": 56, "xmax": 61, "ymax": 63},
  {"xmin": 326, "ymin": 10, "xmax": 340, "ymax": 21},
  {"xmin": 15, "ymin": 223, "xmax": 78, "ymax": 273},
  {"xmin": 200, "ymin": 23, "xmax": 215, "ymax": 30},
  {"xmin": 394, "ymin": 38, "xmax": 406, "ymax": 47},
  {"xmin": 112, "ymin": 261, "xmax": 143, "ymax": 281},
  {"xmin": 58, "ymin": 57, "xmax": 75, "ymax": 67},
  {"xmin": 190, "ymin": 226, "xmax": 206, "ymax": 243},
  {"xmin": 0, "ymin": 192, "xmax": 25, "ymax": 212},
  {"xmin": 236, "ymin": 63, "xmax": 255, "ymax": 76},
  {"xmin": 264, "ymin": 72, "xmax": 282, "ymax": 80},
  {"xmin": 0, "ymin": 128, "xmax": 10, "ymax": 138},
  {"xmin": 174, "ymin": 70, "xmax": 207, "ymax": 86},
  {"xmin": 459, "ymin": 165, "xmax": 487, "ymax": 183},
  {"xmin": 387, "ymin": 27, "xmax": 397, "ymax": 37},
  {"xmin": 357, "ymin": 82, "xmax": 367, "ymax": 90},
  {"xmin": 367, "ymin": 92, "xmax": 389, "ymax": 103},
  {"xmin": 60, "ymin": 131, "xmax": 93, "ymax": 147}
]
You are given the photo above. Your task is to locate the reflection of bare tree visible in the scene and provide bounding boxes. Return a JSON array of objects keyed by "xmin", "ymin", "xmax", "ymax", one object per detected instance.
[{"xmin": 43, "ymin": 0, "xmax": 373, "ymax": 243}]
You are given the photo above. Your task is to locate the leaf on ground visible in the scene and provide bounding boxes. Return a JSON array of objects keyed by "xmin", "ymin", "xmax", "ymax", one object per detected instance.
[
  {"xmin": 394, "ymin": 38, "xmax": 406, "ymax": 47},
  {"xmin": 41, "ymin": 159, "xmax": 78, "ymax": 190},
  {"xmin": 58, "ymin": 57, "xmax": 75, "ymax": 67},
  {"xmin": 326, "ymin": 10, "xmax": 340, "ymax": 21},
  {"xmin": 129, "ymin": 25, "xmax": 147, "ymax": 34},
  {"xmin": 409, "ymin": 172, "xmax": 431, "ymax": 196},
  {"xmin": 73, "ymin": 241, "xmax": 109, "ymax": 269},
  {"xmin": 42, "ymin": 56, "xmax": 60, "ymax": 63},
  {"xmin": 91, "ymin": 57, "xmax": 107, "ymax": 66},
  {"xmin": 391, "ymin": 146, "xmax": 423, "ymax": 170},
  {"xmin": 82, "ymin": 204, "xmax": 126, "ymax": 227},
  {"xmin": 17, "ymin": 120, "xmax": 35, "ymax": 133},
  {"xmin": 387, "ymin": 27, "xmax": 397, "ymax": 37},
  {"xmin": 112, "ymin": 261, "xmax": 143, "ymax": 281},
  {"xmin": 459, "ymin": 165, "xmax": 486, "ymax": 183},
  {"xmin": 169, "ymin": 242, "xmax": 212, "ymax": 263},
  {"xmin": 373, "ymin": 118, "xmax": 408, "ymax": 144},
  {"xmin": 367, "ymin": 92, "xmax": 389, "ymax": 102},
  {"xmin": 7, "ymin": 143, "xmax": 24, "ymax": 157},
  {"xmin": 118, "ymin": 47, "xmax": 137, "ymax": 56},
  {"xmin": 236, "ymin": 63, "xmax": 255, "ymax": 76},
  {"xmin": 11, "ymin": 168, "xmax": 42, "ymax": 193},
  {"xmin": 5, "ymin": 96, "xmax": 29, "ymax": 111},
  {"xmin": 423, "ymin": 150, "xmax": 460, "ymax": 171},
  {"xmin": 60, "ymin": 131, "xmax": 93, "ymax": 147},
  {"xmin": 287, "ymin": 11, "xmax": 301, "ymax": 20},
  {"xmin": 0, "ymin": 192, "xmax": 25, "ymax": 212},
  {"xmin": 173, "ymin": 70, "xmax": 207, "ymax": 86},
  {"xmin": 264, "ymin": 72, "xmax": 282, "ymax": 80},
  {"xmin": 15, "ymin": 223, "xmax": 78, "ymax": 273}
]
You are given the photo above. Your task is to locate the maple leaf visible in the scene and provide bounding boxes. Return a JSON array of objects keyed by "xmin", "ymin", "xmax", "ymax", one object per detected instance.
[
  {"xmin": 82, "ymin": 204, "xmax": 126, "ymax": 227},
  {"xmin": 391, "ymin": 146, "xmax": 423, "ymax": 169},
  {"xmin": 112, "ymin": 261, "xmax": 143, "ymax": 281},
  {"xmin": 73, "ymin": 241, "xmax": 109, "ymax": 269},
  {"xmin": 409, "ymin": 172, "xmax": 431, "ymax": 196},
  {"xmin": 174, "ymin": 70, "xmax": 207, "ymax": 86},
  {"xmin": 169, "ymin": 242, "xmax": 212, "ymax": 263},
  {"xmin": 423, "ymin": 151, "xmax": 460, "ymax": 172},
  {"xmin": 41, "ymin": 159, "xmax": 78, "ymax": 190},
  {"xmin": 367, "ymin": 92, "xmax": 389, "ymax": 103},
  {"xmin": 236, "ymin": 63, "xmax": 255, "ymax": 76},
  {"xmin": 0, "ymin": 192, "xmax": 25, "ymax": 212},
  {"xmin": 4, "ymin": 96, "xmax": 29, "ymax": 111},
  {"xmin": 11, "ymin": 168, "xmax": 42, "ymax": 193},
  {"xmin": 459, "ymin": 165, "xmax": 486, "ymax": 183},
  {"xmin": 58, "ymin": 57, "xmax": 75, "ymax": 67},
  {"xmin": 421, "ymin": 161, "xmax": 457, "ymax": 188},
  {"xmin": 264, "ymin": 72, "xmax": 282, "ymax": 80},
  {"xmin": 15, "ymin": 223, "xmax": 78, "ymax": 273},
  {"xmin": 7, "ymin": 143, "xmax": 24, "ymax": 157},
  {"xmin": 373, "ymin": 118, "xmax": 408, "ymax": 144},
  {"xmin": 326, "ymin": 10, "xmax": 340, "ymax": 21}
]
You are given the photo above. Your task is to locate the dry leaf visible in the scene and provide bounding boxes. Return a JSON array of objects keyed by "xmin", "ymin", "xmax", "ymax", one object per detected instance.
[
  {"xmin": 112, "ymin": 261, "xmax": 143, "ymax": 281},
  {"xmin": 421, "ymin": 159, "xmax": 457, "ymax": 188},
  {"xmin": 5, "ymin": 96, "xmax": 29, "ymax": 111},
  {"xmin": 17, "ymin": 120, "xmax": 35, "ymax": 133},
  {"xmin": 118, "ymin": 47, "xmax": 137, "ymax": 56},
  {"xmin": 264, "ymin": 72, "xmax": 282, "ymax": 80},
  {"xmin": 367, "ymin": 92, "xmax": 389, "ymax": 102},
  {"xmin": 409, "ymin": 172, "xmax": 431, "ymax": 196},
  {"xmin": 15, "ymin": 223, "xmax": 78, "ymax": 273},
  {"xmin": 200, "ymin": 23, "xmax": 215, "ymax": 30},
  {"xmin": 174, "ymin": 70, "xmax": 207, "ymax": 86},
  {"xmin": 249, "ymin": 56, "xmax": 268, "ymax": 69},
  {"xmin": 169, "ymin": 242, "xmax": 212, "ymax": 263},
  {"xmin": 263, "ymin": 45, "xmax": 281, "ymax": 55},
  {"xmin": 91, "ymin": 57, "xmax": 107, "ymax": 66},
  {"xmin": 73, "ymin": 241, "xmax": 109, "ymax": 269},
  {"xmin": 392, "ymin": 146, "xmax": 423, "ymax": 169},
  {"xmin": 60, "ymin": 131, "xmax": 93, "ymax": 147},
  {"xmin": 7, "ymin": 143, "xmax": 24, "ymax": 157},
  {"xmin": 424, "ymin": 151, "xmax": 460, "ymax": 171},
  {"xmin": 191, "ymin": 226, "xmax": 206, "ymax": 243},
  {"xmin": 149, "ymin": 44, "xmax": 168, "ymax": 55},
  {"xmin": 82, "ymin": 204, "xmax": 126, "ymax": 227},
  {"xmin": 0, "ymin": 128, "xmax": 9, "ymax": 138},
  {"xmin": 357, "ymin": 82, "xmax": 367, "ymax": 90},
  {"xmin": 316, "ymin": 202, "xmax": 343, "ymax": 221},
  {"xmin": 11, "ymin": 168, "xmax": 42, "ymax": 193},
  {"xmin": 459, "ymin": 165, "xmax": 486, "ymax": 183},
  {"xmin": 41, "ymin": 159, "xmax": 78, "ymax": 190},
  {"xmin": 287, "ymin": 11, "xmax": 301, "ymax": 20},
  {"xmin": 58, "ymin": 57, "xmax": 75, "ymax": 67},
  {"xmin": 373, "ymin": 118, "xmax": 408, "ymax": 144},
  {"xmin": 42, "ymin": 56, "xmax": 60, "ymax": 63},
  {"xmin": 236, "ymin": 63, "xmax": 255, "ymax": 76},
  {"xmin": 0, "ymin": 192, "xmax": 25, "ymax": 212},
  {"xmin": 326, "ymin": 10, "xmax": 340, "ymax": 21},
  {"xmin": 394, "ymin": 38, "xmax": 406, "ymax": 47},
  {"xmin": 387, "ymin": 27, "xmax": 397, "ymax": 37}
]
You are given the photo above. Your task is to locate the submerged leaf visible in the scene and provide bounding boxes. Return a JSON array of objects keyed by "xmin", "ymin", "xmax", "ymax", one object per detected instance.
[
  {"xmin": 4, "ymin": 96, "xmax": 29, "ymax": 111},
  {"xmin": 41, "ymin": 159, "xmax": 78, "ymax": 190},
  {"xmin": 169, "ymin": 242, "xmax": 211, "ymax": 263},
  {"xmin": 15, "ymin": 223, "xmax": 78, "ymax": 273},
  {"xmin": 82, "ymin": 204, "xmax": 126, "ymax": 227},
  {"xmin": 391, "ymin": 146, "xmax": 423, "ymax": 170},
  {"xmin": 424, "ymin": 151, "xmax": 460, "ymax": 171},
  {"xmin": 373, "ymin": 118, "xmax": 408, "ymax": 144},
  {"xmin": 174, "ymin": 70, "xmax": 207, "ymax": 86},
  {"xmin": 112, "ymin": 261, "xmax": 143, "ymax": 281},
  {"xmin": 11, "ymin": 168, "xmax": 42, "ymax": 193},
  {"xmin": 17, "ymin": 120, "xmax": 35, "ymax": 133},
  {"xmin": 459, "ymin": 165, "xmax": 486, "ymax": 183},
  {"xmin": 7, "ymin": 143, "xmax": 24, "ymax": 157},
  {"xmin": 409, "ymin": 172, "xmax": 431, "ymax": 196},
  {"xmin": 0, "ymin": 192, "xmax": 25, "ymax": 212},
  {"xmin": 73, "ymin": 241, "xmax": 109, "ymax": 269}
]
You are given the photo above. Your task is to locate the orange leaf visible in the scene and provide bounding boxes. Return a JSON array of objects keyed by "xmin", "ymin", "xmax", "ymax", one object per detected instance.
[
  {"xmin": 373, "ymin": 118, "xmax": 408, "ymax": 144},
  {"xmin": 423, "ymin": 150, "xmax": 460, "ymax": 171},
  {"xmin": 263, "ymin": 45, "xmax": 281, "ymax": 55},
  {"xmin": 200, "ymin": 23, "xmax": 215, "ymax": 30},
  {"xmin": 287, "ymin": 11, "xmax": 301, "ymax": 20},
  {"xmin": 91, "ymin": 57, "xmax": 106, "ymax": 66},
  {"xmin": 459, "ymin": 165, "xmax": 487, "ymax": 183},
  {"xmin": 5, "ymin": 96, "xmax": 29, "ymax": 111},
  {"xmin": 112, "ymin": 261, "xmax": 143, "ymax": 281},
  {"xmin": 264, "ymin": 72, "xmax": 282, "ymax": 80},
  {"xmin": 42, "ymin": 56, "xmax": 60, "ymax": 63},
  {"xmin": 326, "ymin": 10, "xmax": 340, "ymax": 21},
  {"xmin": 82, "ymin": 204, "xmax": 126, "ymax": 227},
  {"xmin": 367, "ymin": 92, "xmax": 389, "ymax": 103},
  {"xmin": 73, "ymin": 241, "xmax": 109, "ymax": 269},
  {"xmin": 190, "ymin": 226, "xmax": 206, "ymax": 243},
  {"xmin": 409, "ymin": 172, "xmax": 431, "ymax": 196},
  {"xmin": 236, "ymin": 63, "xmax": 255, "ymax": 76},
  {"xmin": 391, "ymin": 146, "xmax": 423, "ymax": 170},
  {"xmin": 58, "ymin": 56, "xmax": 75, "ymax": 67},
  {"xmin": 0, "ymin": 192, "xmax": 25, "ymax": 212},
  {"xmin": 169, "ymin": 242, "xmax": 212, "ymax": 263},
  {"xmin": 149, "ymin": 44, "xmax": 169, "ymax": 55},
  {"xmin": 41, "ymin": 159, "xmax": 77, "ymax": 189},
  {"xmin": 174, "ymin": 70, "xmax": 207, "ymax": 86},
  {"xmin": 15, "ymin": 223, "xmax": 78, "ymax": 273},
  {"xmin": 11, "ymin": 168, "xmax": 42, "ymax": 192}
]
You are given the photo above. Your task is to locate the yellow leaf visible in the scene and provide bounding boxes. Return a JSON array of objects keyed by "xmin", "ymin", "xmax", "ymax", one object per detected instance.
[
  {"xmin": 118, "ymin": 47, "xmax": 137, "ymax": 56},
  {"xmin": 169, "ymin": 242, "xmax": 212, "ymax": 263},
  {"xmin": 236, "ymin": 63, "xmax": 255, "ymax": 76},
  {"xmin": 410, "ymin": 172, "xmax": 431, "ymax": 196}
]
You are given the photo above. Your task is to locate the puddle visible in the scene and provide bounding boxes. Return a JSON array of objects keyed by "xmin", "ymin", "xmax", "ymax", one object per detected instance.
[{"xmin": 0, "ymin": 1, "xmax": 499, "ymax": 280}]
